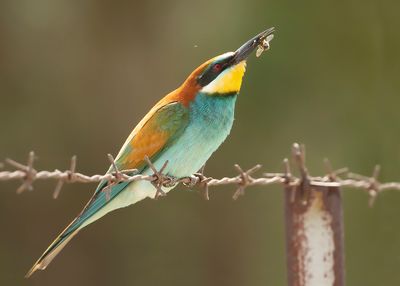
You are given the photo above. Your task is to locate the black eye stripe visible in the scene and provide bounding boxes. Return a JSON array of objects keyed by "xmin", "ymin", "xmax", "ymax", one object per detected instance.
[{"xmin": 197, "ymin": 59, "xmax": 231, "ymax": 87}]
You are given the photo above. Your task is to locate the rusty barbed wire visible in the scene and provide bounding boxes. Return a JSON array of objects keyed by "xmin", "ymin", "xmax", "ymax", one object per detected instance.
[{"xmin": 1, "ymin": 143, "xmax": 400, "ymax": 206}]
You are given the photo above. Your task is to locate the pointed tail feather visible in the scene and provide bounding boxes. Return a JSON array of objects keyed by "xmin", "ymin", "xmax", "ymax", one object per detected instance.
[
  {"xmin": 25, "ymin": 180, "xmax": 136, "ymax": 278},
  {"xmin": 25, "ymin": 222, "xmax": 80, "ymax": 278}
]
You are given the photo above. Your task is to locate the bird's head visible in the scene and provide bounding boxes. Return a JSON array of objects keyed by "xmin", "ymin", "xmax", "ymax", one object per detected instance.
[{"xmin": 182, "ymin": 27, "xmax": 275, "ymax": 98}]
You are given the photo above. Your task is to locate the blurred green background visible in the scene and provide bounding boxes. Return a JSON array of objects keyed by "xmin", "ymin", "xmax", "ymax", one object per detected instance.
[{"xmin": 1, "ymin": 0, "xmax": 400, "ymax": 285}]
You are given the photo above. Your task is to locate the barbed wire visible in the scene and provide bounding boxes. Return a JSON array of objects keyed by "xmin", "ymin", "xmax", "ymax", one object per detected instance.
[{"xmin": 1, "ymin": 143, "xmax": 400, "ymax": 206}]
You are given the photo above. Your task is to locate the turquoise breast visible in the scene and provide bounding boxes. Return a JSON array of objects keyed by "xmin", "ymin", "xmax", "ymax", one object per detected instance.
[{"xmin": 154, "ymin": 92, "xmax": 237, "ymax": 177}]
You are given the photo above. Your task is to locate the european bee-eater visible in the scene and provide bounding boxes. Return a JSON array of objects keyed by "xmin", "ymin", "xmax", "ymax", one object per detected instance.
[{"xmin": 26, "ymin": 27, "xmax": 275, "ymax": 277}]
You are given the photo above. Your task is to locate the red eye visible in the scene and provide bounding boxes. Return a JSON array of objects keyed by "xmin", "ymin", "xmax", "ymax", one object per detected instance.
[{"xmin": 213, "ymin": 63, "xmax": 222, "ymax": 72}]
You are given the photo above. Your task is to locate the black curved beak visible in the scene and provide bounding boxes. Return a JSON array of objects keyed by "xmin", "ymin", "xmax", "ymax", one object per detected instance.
[{"xmin": 232, "ymin": 27, "xmax": 275, "ymax": 64}]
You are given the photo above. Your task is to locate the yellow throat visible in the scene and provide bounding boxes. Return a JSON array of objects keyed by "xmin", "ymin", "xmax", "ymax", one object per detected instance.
[{"xmin": 201, "ymin": 61, "xmax": 247, "ymax": 94}]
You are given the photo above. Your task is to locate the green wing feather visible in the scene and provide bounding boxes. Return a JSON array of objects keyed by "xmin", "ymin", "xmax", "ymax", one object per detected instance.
[{"xmin": 65, "ymin": 101, "xmax": 189, "ymax": 234}]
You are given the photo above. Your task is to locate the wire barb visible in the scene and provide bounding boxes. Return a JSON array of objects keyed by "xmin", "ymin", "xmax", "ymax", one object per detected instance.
[
  {"xmin": 292, "ymin": 143, "xmax": 310, "ymax": 205},
  {"xmin": 53, "ymin": 155, "xmax": 77, "ymax": 199},
  {"xmin": 281, "ymin": 158, "xmax": 297, "ymax": 203},
  {"xmin": 324, "ymin": 158, "xmax": 336, "ymax": 181},
  {"xmin": 144, "ymin": 156, "xmax": 172, "ymax": 200},
  {"xmin": 101, "ymin": 154, "xmax": 121, "ymax": 201},
  {"xmin": 292, "ymin": 143, "xmax": 308, "ymax": 179},
  {"xmin": 232, "ymin": 164, "xmax": 262, "ymax": 200},
  {"xmin": 192, "ymin": 164, "xmax": 212, "ymax": 200},
  {"xmin": 5, "ymin": 151, "xmax": 37, "ymax": 194},
  {"xmin": 368, "ymin": 165, "xmax": 381, "ymax": 207}
]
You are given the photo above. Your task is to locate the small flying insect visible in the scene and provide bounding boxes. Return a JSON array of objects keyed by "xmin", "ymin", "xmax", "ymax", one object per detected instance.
[{"xmin": 256, "ymin": 34, "xmax": 274, "ymax": 57}]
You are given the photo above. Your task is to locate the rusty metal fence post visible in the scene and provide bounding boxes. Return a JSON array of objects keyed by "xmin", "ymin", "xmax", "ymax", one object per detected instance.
[{"xmin": 284, "ymin": 144, "xmax": 345, "ymax": 286}]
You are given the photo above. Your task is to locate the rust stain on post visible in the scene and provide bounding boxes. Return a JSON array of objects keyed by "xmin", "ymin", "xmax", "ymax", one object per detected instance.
[{"xmin": 284, "ymin": 184, "xmax": 345, "ymax": 286}]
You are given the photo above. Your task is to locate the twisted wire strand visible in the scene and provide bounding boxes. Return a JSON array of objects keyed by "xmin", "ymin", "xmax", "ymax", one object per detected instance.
[{"xmin": 2, "ymin": 144, "xmax": 400, "ymax": 204}]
